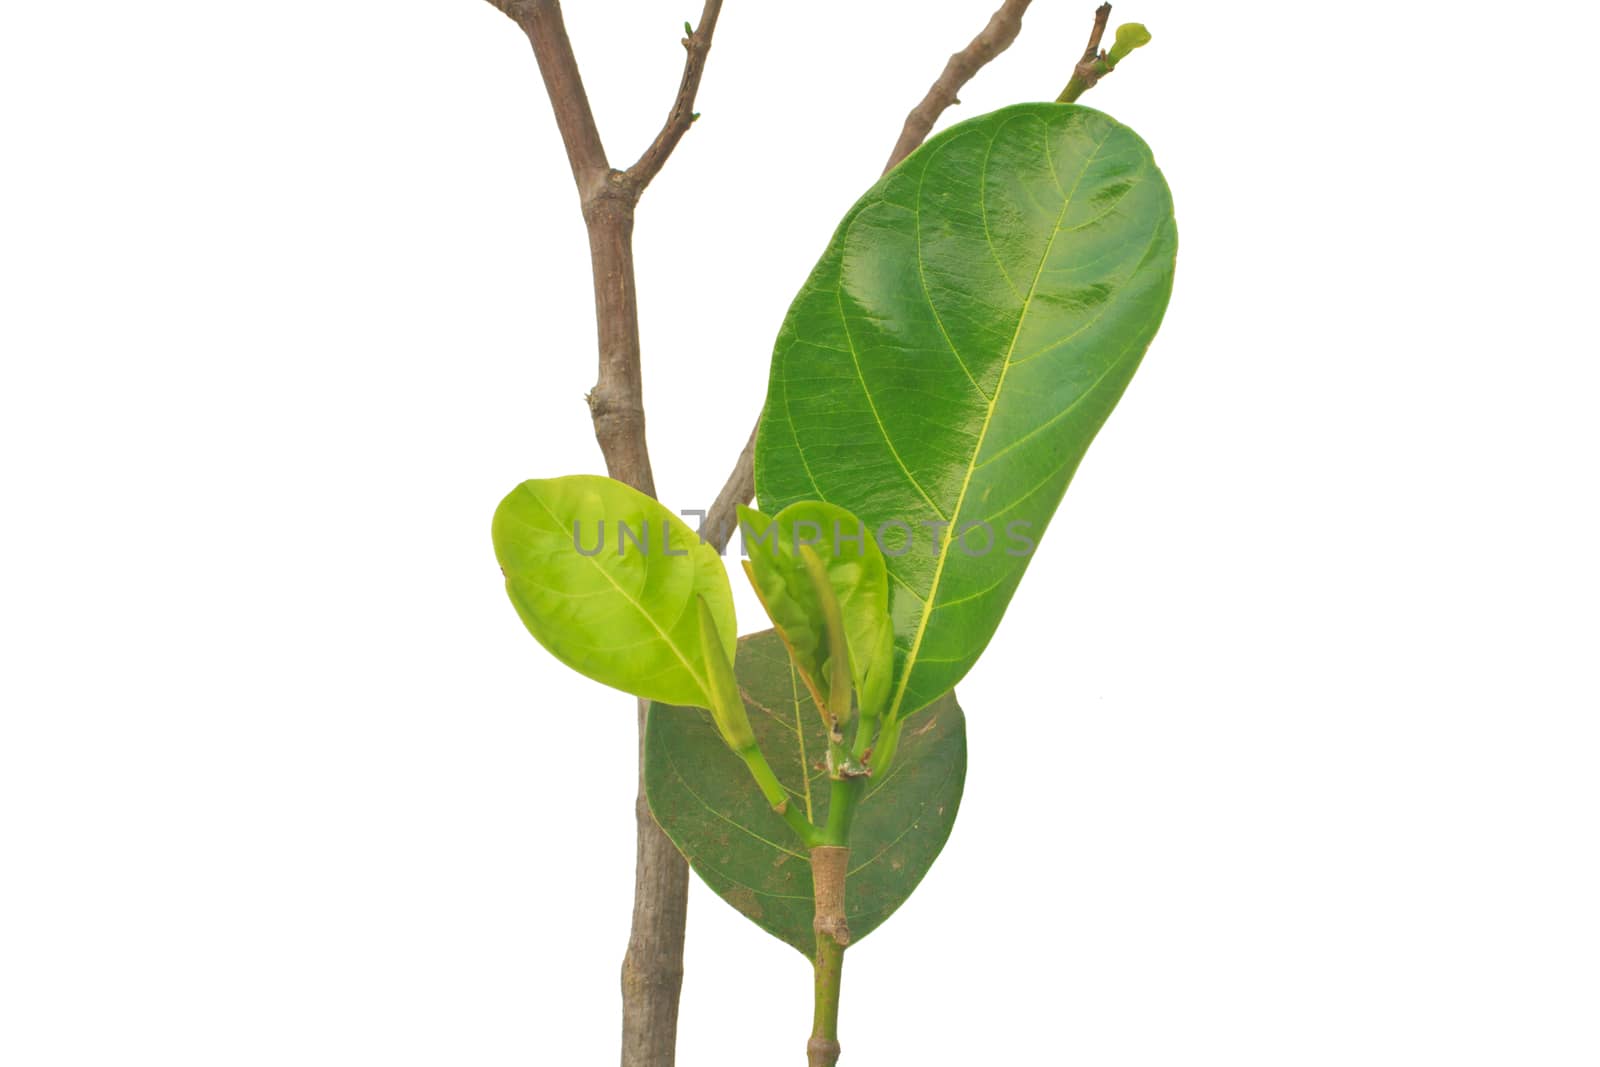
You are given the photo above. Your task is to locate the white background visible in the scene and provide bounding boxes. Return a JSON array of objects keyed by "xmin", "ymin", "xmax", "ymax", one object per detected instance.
[{"xmin": 3, "ymin": 1, "xmax": 1597, "ymax": 1064}]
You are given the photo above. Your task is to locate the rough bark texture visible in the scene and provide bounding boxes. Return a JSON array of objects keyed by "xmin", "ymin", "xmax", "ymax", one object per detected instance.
[
  {"xmin": 620, "ymin": 698, "xmax": 688, "ymax": 1066},
  {"xmin": 807, "ymin": 846, "xmax": 851, "ymax": 1067},
  {"xmin": 808, "ymin": 846, "xmax": 851, "ymax": 946},
  {"xmin": 483, "ymin": 3, "xmax": 722, "ymax": 1065},
  {"xmin": 583, "ymin": 190, "xmax": 656, "ymax": 494},
  {"xmin": 1057, "ymin": 2, "xmax": 1115, "ymax": 103}
]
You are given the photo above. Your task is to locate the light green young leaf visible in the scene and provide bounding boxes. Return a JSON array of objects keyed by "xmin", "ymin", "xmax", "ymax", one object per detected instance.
[
  {"xmin": 755, "ymin": 103, "xmax": 1177, "ymax": 720},
  {"xmin": 492, "ymin": 475, "xmax": 735, "ymax": 708},
  {"xmin": 737, "ymin": 501, "xmax": 894, "ymax": 721}
]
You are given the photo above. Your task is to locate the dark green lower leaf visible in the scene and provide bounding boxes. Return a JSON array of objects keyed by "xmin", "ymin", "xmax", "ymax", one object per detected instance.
[{"xmin": 645, "ymin": 629, "xmax": 965, "ymax": 955}]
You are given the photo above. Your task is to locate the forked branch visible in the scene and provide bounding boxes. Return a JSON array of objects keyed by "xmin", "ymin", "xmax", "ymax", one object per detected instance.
[
  {"xmin": 626, "ymin": 1, "xmax": 725, "ymax": 194},
  {"xmin": 493, "ymin": 0, "xmax": 724, "ymax": 203},
  {"xmin": 1059, "ymin": 4, "xmax": 1151, "ymax": 102},
  {"xmin": 483, "ymin": 2, "xmax": 726, "ymax": 1064},
  {"xmin": 1058, "ymin": 2, "xmax": 1113, "ymax": 102}
]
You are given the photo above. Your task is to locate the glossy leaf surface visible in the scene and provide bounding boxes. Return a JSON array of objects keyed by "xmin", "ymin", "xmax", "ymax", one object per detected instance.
[
  {"xmin": 738, "ymin": 502, "xmax": 895, "ymax": 721},
  {"xmin": 755, "ymin": 103, "xmax": 1177, "ymax": 718},
  {"xmin": 492, "ymin": 475, "xmax": 735, "ymax": 709},
  {"xmin": 645, "ymin": 630, "xmax": 965, "ymax": 955}
]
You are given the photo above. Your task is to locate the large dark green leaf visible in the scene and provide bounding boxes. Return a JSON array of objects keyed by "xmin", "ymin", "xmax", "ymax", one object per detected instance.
[
  {"xmin": 755, "ymin": 103, "xmax": 1177, "ymax": 719},
  {"xmin": 645, "ymin": 630, "xmax": 965, "ymax": 955}
]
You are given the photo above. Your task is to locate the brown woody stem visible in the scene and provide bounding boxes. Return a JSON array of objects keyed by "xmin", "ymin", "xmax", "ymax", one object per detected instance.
[
  {"xmin": 485, "ymin": 2, "xmax": 723, "ymax": 1065},
  {"xmin": 626, "ymin": 0, "xmax": 724, "ymax": 193},
  {"xmin": 702, "ymin": 420, "xmax": 756, "ymax": 551},
  {"xmin": 807, "ymin": 846, "xmax": 851, "ymax": 1067},
  {"xmin": 883, "ymin": 0, "xmax": 1037, "ymax": 173},
  {"xmin": 1058, "ymin": 3, "xmax": 1115, "ymax": 103}
]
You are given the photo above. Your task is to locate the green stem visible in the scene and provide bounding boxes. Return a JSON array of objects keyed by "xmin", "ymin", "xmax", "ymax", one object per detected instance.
[
  {"xmin": 819, "ymin": 776, "xmax": 863, "ymax": 847},
  {"xmin": 1057, "ymin": 63, "xmax": 1106, "ymax": 103},
  {"xmin": 850, "ymin": 708, "xmax": 873, "ymax": 763},
  {"xmin": 807, "ymin": 928, "xmax": 845, "ymax": 1067},
  {"xmin": 738, "ymin": 744, "xmax": 822, "ymax": 848},
  {"xmin": 1057, "ymin": 2, "xmax": 1111, "ymax": 102},
  {"xmin": 806, "ymin": 685, "xmax": 868, "ymax": 1063}
]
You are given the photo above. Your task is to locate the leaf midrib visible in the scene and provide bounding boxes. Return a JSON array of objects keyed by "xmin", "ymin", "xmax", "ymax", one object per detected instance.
[
  {"xmin": 526, "ymin": 490, "xmax": 710, "ymax": 701},
  {"xmin": 885, "ymin": 119, "xmax": 1115, "ymax": 721},
  {"xmin": 662, "ymin": 741, "xmax": 807, "ymax": 862}
]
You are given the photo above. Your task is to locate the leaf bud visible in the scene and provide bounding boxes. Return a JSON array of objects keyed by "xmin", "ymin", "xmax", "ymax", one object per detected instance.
[
  {"xmin": 1107, "ymin": 23, "xmax": 1152, "ymax": 67},
  {"xmin": 697, "ymin": 597, "xmax": 755, "ymax": 752}
]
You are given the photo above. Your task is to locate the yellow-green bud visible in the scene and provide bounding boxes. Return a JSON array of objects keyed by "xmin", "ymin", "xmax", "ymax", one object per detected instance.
[
  {"xmin": 1107, "ymin": 23, "xmax": 1152, "ymax": 67},
  {"xmin": 697, "ymin": 597, "xmax": 755, "ymax": 751}
]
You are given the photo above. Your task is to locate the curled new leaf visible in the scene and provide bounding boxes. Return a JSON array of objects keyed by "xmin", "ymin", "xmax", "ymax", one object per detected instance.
[
  {"xmin": 797, "ymin": 544, "xmax": 852, "ymax": 726},
  {"xmin": 696, "ymin": 596, "xmax": 754, "ymax": 751},
  {"xmin": 737, "ymin": 501, "xmax": 894, "ymax": 723},
  {"xmin": 492, "ymin": 474, "xmax": 736, "ymax": 709}
]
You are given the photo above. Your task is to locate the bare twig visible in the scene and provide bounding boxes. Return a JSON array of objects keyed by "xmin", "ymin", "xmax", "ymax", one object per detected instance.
[
  {"xmin": 1080, "ymin": 3, "xmax": 1113, "ymax": 65},
  {"xmin": 884, "ymin": 0, "xmax": 1037, "ymax": 173},
  {"xmin": 1058, "ymin": 3, "xmax": 1115, "ymax": 102},
  {"xmin": 492, "ymin": 1, "xmax": 609, "ymax": 195},
  {"xmin": 580, "ymin": 190, "xmax": 657, "ymax": 495},
  {"xmin": 484, "ymin": 1, "xmax": 726, "ymax": 1063},
  {"xmin": 626, "ymin": 1, "xmax": 724, "ymax": 194},
  {"xmin": 701, "ymin": 421, "xmax": 757, "ymax": 551},
  {"xmin": 703, "ymin": 0, "xmax": 1043, "ymax": 544}
]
